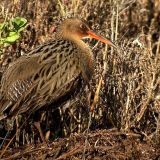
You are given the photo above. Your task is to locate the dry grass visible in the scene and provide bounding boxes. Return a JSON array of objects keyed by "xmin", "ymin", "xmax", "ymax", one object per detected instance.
[
  {"xmin": 0, "ymin": 0, "xmax": 160, "ymax": 159},
  {"xmin": 2, "ymin": 129, "xmax": 160, "ymax": 160}
]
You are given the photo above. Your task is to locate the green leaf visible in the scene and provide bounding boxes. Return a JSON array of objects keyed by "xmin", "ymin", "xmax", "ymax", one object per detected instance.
[
  {"xmin": 12, "ymin": 17, "xmax": 27, "ymax": 31},
  {"xmin": 4, "ymin": 31, "xmax": 20, "ymax": 43},
  {"xmin": 0, "ymin": 22, "xmax": 9, "ymax": 32},
  {"xmin": 0, "ymin": 17, "xmax": 27, "ymax": 48},
  {"xmin": 0, "ymin": 23, "xmax": 4, "ymax": 30}
]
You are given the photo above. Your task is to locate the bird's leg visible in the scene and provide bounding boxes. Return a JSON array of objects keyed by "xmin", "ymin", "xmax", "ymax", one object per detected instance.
[
  {"xmin": 15, "ymin": 116, "xmax": 20, "ymax": 147},
  {"xmin": 86, "ymin": 82, "xmax": 95, "ymax": 109},
  {"xmin": 0, "ymin": 117, "xmax": 15, "ymax": 149},
  {"xmin": 34, "ymin": 121, "xmax": 46, "ymax": 144},
  {"xmin": 90, "ymin": 76, "xmax": 102, "ymax": 112},
  {"xmin": 0, "ymin": 130, "xmax": 10, "ymax": 149}
]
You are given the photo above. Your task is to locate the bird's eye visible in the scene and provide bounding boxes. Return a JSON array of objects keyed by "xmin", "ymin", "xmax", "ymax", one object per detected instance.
[
  {"xmin": 80, "ymin": 24, "xmax": 84, "ymax": 29},
  {"xmin": 80, "ymin": 24, "xmax": 88, "ymax": 31}
]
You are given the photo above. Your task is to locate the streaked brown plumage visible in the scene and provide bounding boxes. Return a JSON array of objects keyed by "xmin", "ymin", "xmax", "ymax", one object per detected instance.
[{"xmin": 0, "ymin": 18, "xmax": 116, "ymax": 121}]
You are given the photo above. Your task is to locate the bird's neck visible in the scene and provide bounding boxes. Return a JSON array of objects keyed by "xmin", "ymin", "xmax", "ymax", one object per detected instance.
[
  {"xmin": 70, "ymin": 37, "xmax": 95, "ymax": 82},
  {"xmin": 56, "ymin": 32, "xmax": 95, "ymax": 81},
  {"xmin": 57, "ymin": 31, "xmax": 92, "ymax": 55}
]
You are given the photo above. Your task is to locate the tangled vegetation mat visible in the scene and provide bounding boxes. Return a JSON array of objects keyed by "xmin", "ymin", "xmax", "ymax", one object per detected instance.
[{"xmin": 1, "ymin": 129, "xmax": 160, "ymax": 160}]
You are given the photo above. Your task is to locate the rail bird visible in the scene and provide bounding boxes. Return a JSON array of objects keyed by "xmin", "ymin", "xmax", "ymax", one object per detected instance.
[{"xmin": 0, "ymin": 18, "xmax": 116, "ymax": 124}]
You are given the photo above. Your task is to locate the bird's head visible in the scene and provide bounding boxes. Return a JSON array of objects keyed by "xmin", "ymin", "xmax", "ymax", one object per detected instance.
[{"xmin": 56, "ymin": 18, "xmax": 117, "ymax": 48}]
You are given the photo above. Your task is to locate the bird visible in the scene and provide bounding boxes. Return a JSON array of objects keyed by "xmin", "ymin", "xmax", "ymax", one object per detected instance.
[{"xmin": 0, "ymin": 18, "xmax": 117, "ymax": 126}]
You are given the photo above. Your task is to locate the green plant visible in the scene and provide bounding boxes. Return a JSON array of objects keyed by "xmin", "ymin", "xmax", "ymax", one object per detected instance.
[{"xmin": 0, "ymin": 17, "xmax": 27, "ymax": 47}]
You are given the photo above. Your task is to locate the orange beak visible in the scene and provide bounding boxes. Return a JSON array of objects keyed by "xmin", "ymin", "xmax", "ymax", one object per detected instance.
[{"xmin": 87, "ymin": 30, "xmax": 117, "ymax": 48}]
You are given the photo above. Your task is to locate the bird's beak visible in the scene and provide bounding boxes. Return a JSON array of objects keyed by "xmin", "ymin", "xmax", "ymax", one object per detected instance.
[{"xmin": 87, "ymin": 30, "xmax": 117, "ymax": 48}]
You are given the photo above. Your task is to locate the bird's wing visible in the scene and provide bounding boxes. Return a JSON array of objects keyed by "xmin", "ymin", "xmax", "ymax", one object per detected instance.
[
  {"xmin": 1, "ymin": 55, "xmax": 40, "ymax": 101},
  {"xmin": 0, "ymin": 40, "xmax": 81, "ymax": 117},
  {"xmin": 0, "ymin": 55, "xmax": 40, "ymax": 117}
]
